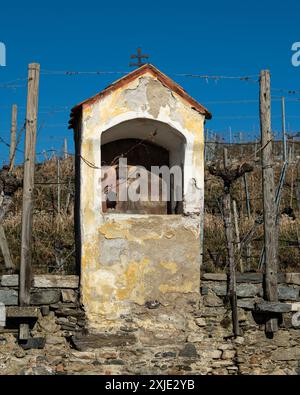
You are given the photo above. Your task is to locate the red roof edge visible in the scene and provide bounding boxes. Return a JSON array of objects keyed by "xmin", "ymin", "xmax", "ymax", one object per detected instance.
[{"xmin": 68, "ymin": 63, "xmax": 212, "ymax": 129}]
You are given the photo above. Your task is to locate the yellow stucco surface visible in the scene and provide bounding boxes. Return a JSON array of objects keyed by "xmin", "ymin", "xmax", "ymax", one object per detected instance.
[{"xmin": 78, "ymin": 71, "xmax": 205, "ymax": 331}]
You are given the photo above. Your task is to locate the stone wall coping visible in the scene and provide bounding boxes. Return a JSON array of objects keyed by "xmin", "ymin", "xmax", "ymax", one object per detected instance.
[
  {"xmin": 201, "ymin": 272, "xmax": 300, "ymax": 285},
  {"xmin": 0, "ymin": 273, "xmax": 299, "ymax": 289},
  {"xmin": 0, "ymin": 275, "xmax": 79, "ymax": 289}
]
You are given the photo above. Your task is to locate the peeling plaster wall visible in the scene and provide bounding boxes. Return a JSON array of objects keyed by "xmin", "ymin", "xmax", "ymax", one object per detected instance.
[
  {"xmin": 81, "ymin": 72, "xmax": 205, "ymax": 215},
  {"xmin": 82, "ymin": 215, "xmax": 200, "ymax": 332},
  {"xmin": 78, "ymin": 72, "xmax": 205, "ymax": 331}
]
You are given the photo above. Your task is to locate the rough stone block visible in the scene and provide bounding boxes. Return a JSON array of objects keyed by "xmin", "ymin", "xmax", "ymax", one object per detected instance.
[
  {"xmin": 46, "ymin": 335, "xmax": 67, "ymax": 345},
  {"xmin": 33, "ymin": 275, "xmax": 79, "ymax": 289},
  {"xmin": 271, "ymin": 347, "xmax": 300, "ymax": 361},
  {"xmin": 161, "ymin": 351, "xmax": 177, "ymax": 358},
  {"xmin": 209, "ymin": 283, "xmax": 227, "ymax": 296},
  {"xmin": 218, "ymin": 343, "xmax": 234, "ymax": 351},
  {"xmin": 200, "ymin": 286, "xmax": 209, "ymax": 295},
  {"xmin": 71, "ymin": 333, "xmax": 136, "ymax": 351},
  {"xmin": 203, "ymin": 292, "xmax": 223, "ymax": 307},
  {"xmin": 292, "ymin": 312, "xmax": 300, "ymax": 328},
  {"xmin": 272, "ymin": 332, "xmax": 291, "ymax": 347},
  {"xmin": 291, "ymin": 302, "xmax": 300, "ymax": 312},
  {"xmin": 207, "ymin": 350, "xmax": 222, "ymax": 359},
  {"xmin": 61, "ymin": 289, "xmax": 77, "ymax": 303},
  {"xmin": 202, "ymin": 273, "xmax": 227, "ymax": 281},
  {"xmin": 1, "ymin": 275, "xmax": 79, "ymax": 289},
  {"xmin": 256, "ymin": 301, "xmax": 292, "ymax": 313},
  {"xmin": 179, "ymin": 343, "xmax": 198, "ymax": 358},
  {"xmin": 236, "ymin": 283, "xmax": 262, "ymax": 298},
  {"xmin": 0, "ymin": 289, "xmax": 18, "ymax": 305},
  {"xmin": 55, "ymin": 307, "xmax": 84, "ymax": 318},
  {"xmin": 211, "ymin": 359, "xmax": 232, "ymax": 368},
  {"xmin": 6, "ymin": 306, "xmax": 39, "ymax": 318},
  {"xmin": 233, "ymin": 336, "xmax": 245, "ymax": 345},
  {"xmin": 186, "ymin": 333, "xmax": 205, "ymax": 342},
  {"xmin": 30, "ymin": 289, "xmax": 61, "ymax": 305},
  {"xmin": 284, "ymin": 273, "xmax": 300, "ymax": 286},
  {"xmin": 236, "ymin": 273, "xmax": 262, "ymax": 283},
  {"xmin": 41, "ymin": 306, "xmax": 50, "ymax": 316},
  {"xmin": 237, "ymin": 299, "xmax": 255, "ymax": 309},
  {"xmin": 20, "ymin": 337, "xmax": 46, "ymax": 350},
  {"xmin": 195, "ymin": 318, "xmax": 206, "ymax": 327},
  {"xmin": 278, "ymin": 286, "xmax": 299, "ymax": 301},
  {"xmin": 222, "ymin": 350, "xmax": 236, "ymax": 360},
  {"xmin": 1, "ymin": 275, "xmax": 18, "ymax": 287},
  {"xmin": 0, "ymin": 303, "xmax": 6, "ymax": 326}
]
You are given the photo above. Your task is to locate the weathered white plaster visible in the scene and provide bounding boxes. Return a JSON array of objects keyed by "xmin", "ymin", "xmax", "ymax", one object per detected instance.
[{"xmin": 74, "ymin": 68, "xmax": 208, "ymax": 330}]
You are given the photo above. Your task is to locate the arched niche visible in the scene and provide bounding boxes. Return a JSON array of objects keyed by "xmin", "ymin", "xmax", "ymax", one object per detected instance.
[{"xmin": 100, "ymin": 118, "xmax": 186, "ymax": 215}]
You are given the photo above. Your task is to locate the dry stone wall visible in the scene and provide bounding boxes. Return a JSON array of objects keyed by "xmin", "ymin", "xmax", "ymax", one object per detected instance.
[{"xmin": 0, "ymin": 273, "xmax": 300, "ymax": 375}]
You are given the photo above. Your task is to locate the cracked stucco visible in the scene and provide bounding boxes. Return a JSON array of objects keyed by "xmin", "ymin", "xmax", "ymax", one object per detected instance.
[{"xmin": 77, "ymin": 70, "xmax": 206, "ymax": 332}]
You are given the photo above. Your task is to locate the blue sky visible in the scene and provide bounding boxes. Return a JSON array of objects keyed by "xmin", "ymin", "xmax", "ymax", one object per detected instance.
[{"xmin": 0, "ymin": 0, "xmax": 300, "ymax": 164}]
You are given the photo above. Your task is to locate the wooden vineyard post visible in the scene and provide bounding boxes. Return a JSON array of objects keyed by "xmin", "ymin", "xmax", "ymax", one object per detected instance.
[
  {"xmin": 0, "ymin": 224, "xmax": 14, "ymax": 271},
  {"xmin": 209, "ymin": 150, "xmax": 253, "ymax": 337},
  {"xmin": 243, "ymin": 173, "xmax": 251, "ymax": 218},
  {"xmin": 64, "ymin": 137, "xmax": 68, "ymax": 160},
  {"xmin": 281, "ymin": 97, "xmax": 287, "ymax": 163},
  {"xmin": 222, "ymin": 148, "xmax": 239, "ymax": 337},
  {"xmin": 233, "ymin": 199, "xmax": 243, "ymax": 272},
  {"xmin": 243, "ymin": 173, "xmax": 252, "ymax": 270},
  {"xmin": 295, "ymin": 159, "xmax": 300, "ymax": 212},
  {"xmin": 205, "ymin": 129, "xmax": 209, "ymax": 161},
  {"xmin": 9, "ymin": 104, "xmax": 17, "ymax": 170},
  {"xmin": 259, "ymin": 70, "xmax": 278, "ymax": 334},
  {"xmin": 19, "ymin": 63, "xmax": 40, "ymax": 339},
  {"xmin": 57, "ymin": 157, "xmax": 61, "ymax": 214},
  {"xmin": 0, "ymin": 169, "xmax": 15, "ymax": 272},
  {"xmin": 239, "ymin": 131, "xmax": 243, "ymax": 158},
  {"xmin": 223, "ymin": 148, "xmax": 239, "ymax": 336}
]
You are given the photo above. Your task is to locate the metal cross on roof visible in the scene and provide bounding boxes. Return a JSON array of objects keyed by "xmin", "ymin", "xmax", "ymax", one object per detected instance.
[{"xmin": 129, "ymin": 47, "xmax": 149, "ymax": 68}]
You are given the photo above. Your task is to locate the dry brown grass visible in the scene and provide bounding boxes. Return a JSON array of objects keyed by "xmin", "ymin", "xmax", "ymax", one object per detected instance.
[
  {"xmin": 0, "ymin": 156, "xmax": 75, "ymax": 274},
  {"xmin": 1, "ymin": 154, "xmax": 300, "ymax": 274},
  {"xmin": 203, "ymin": 190, "xmax": 300, "ymax": 273},
  {"xmin": 204, "ymin": 148, "xmax": 300, "ymax": 272}
]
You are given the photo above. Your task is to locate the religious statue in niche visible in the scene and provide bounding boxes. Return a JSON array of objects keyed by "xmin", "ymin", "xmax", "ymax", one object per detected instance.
[{"xmin": 101, "ymin": 138, "xmax": 173, "ymax": 214}]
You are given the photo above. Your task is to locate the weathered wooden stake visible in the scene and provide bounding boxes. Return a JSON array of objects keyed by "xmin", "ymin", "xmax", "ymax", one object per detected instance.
[
  {"xmin": 254, "ymin": 138, "xmax": 258, "ymax": 161},
  {"xmin": 209, "ymin": 154, "xmax": 253, "ymax": 336},
  {"xmin": 205, "ymin": 129, "xmax": 208, "ymax": 161},
  {"xmin": 19, "ymin": 323, "xmax": 30, "ymax": 340},
  {"xmin": 19, "ymin": 63, "xmax": 40, "ymax": 313},
  {"xmin": 290, "ymin": 166, "xmax": 294, "ymax": 209},
  {"xmin": 9, "ymin": 104, "xmax": 17, "ymax": 170},
  {"xmin": 65, "ymin": 179, "xmax": 71, "ymax": 213},
  {"xmin": 0, "ymin": 191, "xmax": 14, "ymax": 271},
  {"xmin": 295, "ymin": 159, "xmax": 300, "ymax": 212},
  {"xmin": 243, "ymin": 168, "xmax": 252, "ymax": 271},
  {"xmin": 64, "ymin": 138, "xmax": 68, "ymax": 160},
  {"xmin": 281, "ymin": 97, "xmax": 287, "ymax": 162},
  {"xmin": 288, "ymin": 141, "xmax": 295, "ymax": 164},
  {"xmin": 260, "ymin": 70, "xmax": 278, "ymax": 334},
  {"xmin": 0, "ymin": 224, "xmax": 14, "ymax": 270},
  {"xmin": 222, "ymin": 148, "xmax": 239, "ymax": 337},
  {"xmin": 239, "ymin": 131, "xmax": 243, "ymax": 157},
  {"xmin": 233, "ymin": 199, "xmax": 243, "ymax": 272},
  {"xmin": 243, "ymin": 173, "xmax": 251, "ymax": 218},
  {"xmin": 57, "ymin": 157, "xmax": 61, "ymax": 214}
]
